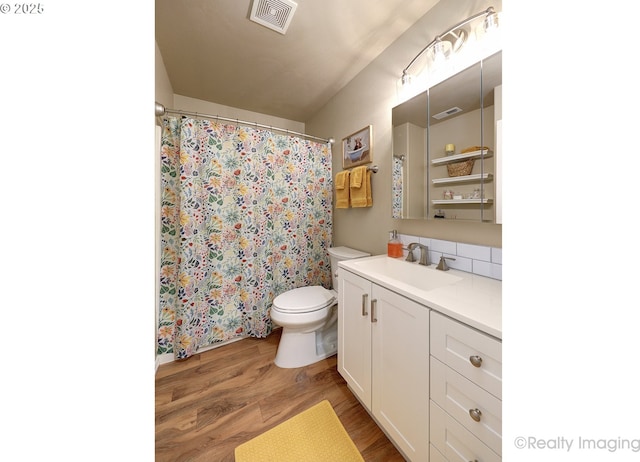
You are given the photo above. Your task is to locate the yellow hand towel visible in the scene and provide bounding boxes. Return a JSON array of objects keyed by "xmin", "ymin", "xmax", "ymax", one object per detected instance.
[
  {"xmin": 335, "ymin": 170, "xmax": 350, "ymax": 209},
  {"xmin": 351, "ymin": 166, "xmax": 363, "ymax": 188},
  {"xmin": 336, "ymin": 170, "xmax": 347, "ymax": 189},
  {"xmin": 350, "ymin": 166, "xmax": 371, "ymax": 208}
]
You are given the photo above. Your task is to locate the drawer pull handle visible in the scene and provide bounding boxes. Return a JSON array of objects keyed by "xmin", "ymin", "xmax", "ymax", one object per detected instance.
[
  {"xmin": 371, "ymin": 299, "xmax": 378, "ymax": 323},
  {"xmin": 469, "ymin": 355, "xmax": 483, "ymax": 368},
  {"xmin": 361, "ymin": 294, "xmax": 368, "ymax": 316},
  {"xmin": 469, "ymin": 408, "xmax": 482, "ymax": 422}
]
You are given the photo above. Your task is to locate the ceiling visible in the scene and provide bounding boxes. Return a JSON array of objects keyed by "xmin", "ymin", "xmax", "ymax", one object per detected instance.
[{"xmin": 156, "ymin": 0, "xmax": 440, "ymax": 122}]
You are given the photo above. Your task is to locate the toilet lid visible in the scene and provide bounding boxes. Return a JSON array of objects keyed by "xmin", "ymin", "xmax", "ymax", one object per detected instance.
[{"xmin": 273, "ymin": 286, "xmax": 336, "ymax": 314}]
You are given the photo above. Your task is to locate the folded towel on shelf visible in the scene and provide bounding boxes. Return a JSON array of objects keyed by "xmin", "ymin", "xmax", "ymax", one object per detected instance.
[
  {"xmin": 350, "ymin": 166, "xmax": 372, "ymax": 208},
  {"xmin": 335, "ymin": 170, "xmax": 350, "ymax": 209}
]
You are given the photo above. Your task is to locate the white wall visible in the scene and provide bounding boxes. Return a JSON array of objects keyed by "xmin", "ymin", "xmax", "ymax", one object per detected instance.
[
  {"xmin": 155, "ymin": 41, "xmax": 304, "ymax": 133},
  {"xmin": 155, "ymin": 41, "xmax": 172, "ymax": 368},
  {"xmin": 155, "ymin": 41, "xmax": 173, "ymax": 113},
  {"xmin": 170, "ymin": 95, "xmax": 305, "ymax": 134}
]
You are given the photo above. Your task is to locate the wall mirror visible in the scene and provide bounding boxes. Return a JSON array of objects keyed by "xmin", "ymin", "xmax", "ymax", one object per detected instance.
[{"xmin": 392, "ymin": 50, "xmax": 502, "ymax": 222}]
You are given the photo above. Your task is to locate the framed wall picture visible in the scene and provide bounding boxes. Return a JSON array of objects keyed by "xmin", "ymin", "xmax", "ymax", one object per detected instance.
[{"xmin": 342, "ymin": 125, "xmax": 372, "ymax": 168}]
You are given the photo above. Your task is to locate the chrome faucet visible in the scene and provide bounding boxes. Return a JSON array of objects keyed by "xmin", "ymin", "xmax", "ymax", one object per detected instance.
[{"xmin": 406, "ymin": 242, "xmax": 430, "ymax": 266}]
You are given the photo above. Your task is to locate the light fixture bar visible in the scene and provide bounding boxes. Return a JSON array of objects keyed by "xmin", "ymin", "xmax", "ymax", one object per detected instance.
[{"xmin": 401, "ymin": 7, "xmax": 496, "ymax": 83}]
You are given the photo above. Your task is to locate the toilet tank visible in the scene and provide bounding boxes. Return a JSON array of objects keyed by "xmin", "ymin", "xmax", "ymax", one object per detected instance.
[{"xmin": 327, "ymin": 246, "xmax": 370, "ymax": 290}]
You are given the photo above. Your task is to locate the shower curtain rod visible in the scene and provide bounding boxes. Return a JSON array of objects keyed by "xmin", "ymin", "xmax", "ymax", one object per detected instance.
[{"xmin": 155, "ymin": 102, "xmax": 334, "ymax": 144}]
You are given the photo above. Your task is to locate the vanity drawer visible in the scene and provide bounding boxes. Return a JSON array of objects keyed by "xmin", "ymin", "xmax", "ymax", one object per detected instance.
[
  {"xmin": 431, "ymin": 357, "xmax": 502, "ymax": 455},
  {"xmin": 430, "ymin": 400, "xmax": 500, "ymax": 462},
  {"xmin": 430, "ymin": 311, "xmax": 502, "ymax": 399}
]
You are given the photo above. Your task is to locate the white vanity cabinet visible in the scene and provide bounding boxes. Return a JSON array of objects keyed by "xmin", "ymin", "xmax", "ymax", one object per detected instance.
[
  {"xmin": 337, "ymin": 254, "xmax": 501, "ymax": 462},
  {"xmin": 429, "ymin": 311, "xmax": 502, "ymax": 461},
  {"xmin": 338, "ymin": 268, "xmax": 430, "ymax": 462}
]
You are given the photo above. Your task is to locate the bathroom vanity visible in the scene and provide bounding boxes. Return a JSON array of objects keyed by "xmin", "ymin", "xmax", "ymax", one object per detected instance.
[{"xmin": 337, "ymin": 255, "xmax": 501, "ymax": 462}]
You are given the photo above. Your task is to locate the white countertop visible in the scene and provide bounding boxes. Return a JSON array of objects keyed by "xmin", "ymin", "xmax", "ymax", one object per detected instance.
[{"xmin": 339, "ymin": 254, "xmax": 502, "ymax": 339}]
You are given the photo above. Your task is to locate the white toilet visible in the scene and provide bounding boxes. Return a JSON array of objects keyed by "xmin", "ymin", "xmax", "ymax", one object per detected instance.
[{"xmin": 271, "ymin": 246, "xmax": 370, "ymax": 368}]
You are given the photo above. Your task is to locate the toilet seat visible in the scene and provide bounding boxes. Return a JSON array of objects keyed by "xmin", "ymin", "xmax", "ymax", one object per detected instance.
[{"xmin": 272, "ymin": 286, "xmax": 336, "ymax": 314}]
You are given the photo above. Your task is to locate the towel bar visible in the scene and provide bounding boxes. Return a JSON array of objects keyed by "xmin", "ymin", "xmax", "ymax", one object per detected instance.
[{"xmin": 339, "ymin": 165, "xmax": 378, "ymax": 174}]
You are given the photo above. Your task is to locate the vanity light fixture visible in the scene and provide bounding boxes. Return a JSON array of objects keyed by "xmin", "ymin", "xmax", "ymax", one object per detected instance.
[
  {"xmin": 401, "ymin": 6, "xmax": 499, "ymax": 86},
  {"xmin": 448, "ymin": 29, "xmax": 468, "ymax": 53},
  {"xmin": 483, "ymin": 9, "xmax": 499, "ymax": 32},
  {"xmin": 429, "ymin": 39, "xmax": 452, "ymax": 65}
]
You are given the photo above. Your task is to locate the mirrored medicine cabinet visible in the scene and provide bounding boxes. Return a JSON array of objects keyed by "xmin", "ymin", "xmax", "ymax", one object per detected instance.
[{"xmin": 392, "ymin": 50, "xmax": 502, "ymax": 222}]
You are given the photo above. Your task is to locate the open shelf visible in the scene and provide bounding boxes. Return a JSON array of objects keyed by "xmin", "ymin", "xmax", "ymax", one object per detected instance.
[
  {"xmin": 432, "ymin": 199, "xmax": 494, "ymax": 205},
  {"xmin": 432, "ymin": 173, "xmax": 493, "ymax": 185},
  {"xmin": 431, "ymin": 149, "xmax": 493, "ymax": 166}
]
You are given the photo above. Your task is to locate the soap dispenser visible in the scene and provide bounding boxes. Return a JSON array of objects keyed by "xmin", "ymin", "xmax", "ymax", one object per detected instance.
[{"xmin": 387, "ymin": 230, "xmax": 403, "ymax": 258}]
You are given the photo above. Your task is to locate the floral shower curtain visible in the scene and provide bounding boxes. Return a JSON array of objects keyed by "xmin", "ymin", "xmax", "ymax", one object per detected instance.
[
  {"xmin": 392, "ymin": 156, "xmax": 403, "ymax": 218},
  {"xmin": 157, "ymin": 117, "xmax": 332, "ymax": 359}
]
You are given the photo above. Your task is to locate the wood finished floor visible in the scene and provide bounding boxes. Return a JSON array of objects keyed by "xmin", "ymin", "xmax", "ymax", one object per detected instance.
[{"xmin": 155, "ymin": 329, "xmax": 406, "ymax": 462}]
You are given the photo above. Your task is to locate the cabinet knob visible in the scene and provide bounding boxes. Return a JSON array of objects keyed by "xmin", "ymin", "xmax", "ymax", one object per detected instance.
[
  {"xmin": 469, "ymin": 355, "xmax": 483, "ymax": 368},
  {"xmin": 469, "ymin": 408, "xmax": 482, "ymax": 422},
  {"xmin": 361, "ymin": 294, "xmax": 368, "ymax": 316}
]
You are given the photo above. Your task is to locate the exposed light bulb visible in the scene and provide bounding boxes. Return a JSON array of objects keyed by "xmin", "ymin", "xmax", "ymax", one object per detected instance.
[
  {"xmin": 448, "ymin": 29, "xmax": 468, "ymax": 53},
  {"xmin": 484, "ymin": 11, "xmax": 499, "ymax": 32},
  {"xmin": 429, "ymin": 40, "xmax": 452, "ymax": 65}
]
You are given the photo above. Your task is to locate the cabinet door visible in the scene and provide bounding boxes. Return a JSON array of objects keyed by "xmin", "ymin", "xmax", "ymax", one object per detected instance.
[
  {"xmin": 372, "ymin": 284, "xmax": 430, "ymax": 461},
  {"xmin": 338, "ymin": 269, "xmax": 372, "ymax": 406}
]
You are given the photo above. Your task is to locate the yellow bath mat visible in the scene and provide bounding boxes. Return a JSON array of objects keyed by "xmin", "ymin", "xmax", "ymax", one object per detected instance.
[{"xmin": 234, "ymin": 400, "xmax": 364, "ymax": 462}]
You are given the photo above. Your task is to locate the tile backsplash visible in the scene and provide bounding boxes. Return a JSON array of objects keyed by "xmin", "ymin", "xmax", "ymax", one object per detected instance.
[{"xmin": 395, "ymin": 233, "xmax": 502, "ymax": 280}]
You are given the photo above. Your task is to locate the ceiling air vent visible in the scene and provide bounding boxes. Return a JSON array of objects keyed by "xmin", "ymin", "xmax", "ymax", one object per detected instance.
[
  {"xmin": 249, "ymin": 0, "xmax": 298, "ymax": 35},
  {"xmin": 432, "ymin": 106, "xmax": 463, "ymax": 120}
]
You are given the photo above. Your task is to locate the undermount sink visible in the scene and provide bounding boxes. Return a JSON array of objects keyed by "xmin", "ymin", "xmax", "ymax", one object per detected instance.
[{"xmin": 350, "ymin": 256, "xmax": 462, "ymax": 292}]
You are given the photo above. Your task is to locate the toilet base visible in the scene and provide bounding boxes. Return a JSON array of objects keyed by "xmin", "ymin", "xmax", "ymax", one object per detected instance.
[{"xmin": 274, "ymin": 310, "xmax": 337, "ymax": 368}]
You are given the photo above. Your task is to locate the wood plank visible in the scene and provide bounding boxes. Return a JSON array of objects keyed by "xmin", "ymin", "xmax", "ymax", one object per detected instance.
[{"xmin": 156, "ymin": 329, "xmax": 405, "ymax": 461}]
